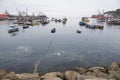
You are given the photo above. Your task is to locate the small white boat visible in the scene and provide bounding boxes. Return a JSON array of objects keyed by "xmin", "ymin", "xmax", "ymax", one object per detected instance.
[
  {"xmin": 8, "ymin": 28, "xmax": 19, "ymax": 33},
  {"xmin": 107, "ymin": 18, "xmax": 120, "ymax": 25},
  {"xmin": 86, "ymin": 24, "xmax": 96, "ymax": 29},
  {"xmin": 97, "ymin": 17, "xmax": 105, "ymax": 22},
  {"xmin": 76, "ymin": 29, "xmax": 81, "ymax": 33}
]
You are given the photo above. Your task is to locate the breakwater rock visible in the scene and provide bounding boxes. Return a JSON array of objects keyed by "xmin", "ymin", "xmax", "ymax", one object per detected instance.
[{"xmin": 0, "ymin": 62, "xmax": 120, "ymax": 80}]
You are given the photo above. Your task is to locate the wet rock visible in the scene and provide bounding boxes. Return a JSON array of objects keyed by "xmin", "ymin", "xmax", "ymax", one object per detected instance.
[
  {"xmin": 87, "ymin": 67, "xmax": 109, "ymax": 78},
  {"xmin": 41, "ymin": 77, "xmax": 63, "ymax": 80},
  {"xmin": 57, "ymin": 72, "xmax": 64, "ymax": 79},
  {"xmin": 41, "ymin": 72, "xmax": 57, "ymax": 77},
  {"xmin": 41, "ymin": 72, "xmax": 64, "ymax": 79},
  {"xmin": 88, "ymin": 67, "xmax": 107, "ymax": 73},
  {"xmin": 5, "ymin": 72, "xmax": 18, "ymax": 80},
  {"xmin": 109, "ymin": 71, "xmax": 120, "ymax": 80},
  {"xmin": 85, "ymin": 71, "xmax": 109, "ymax": 78},
  {"xmin": 85, "ymin": 76, "xmax": 116, "ymax": 80},
  {"xmin": 0, "ymin": 69, "xmax": 7, "ymax": 76},
  {"xmin": 65, "ymin": 71, "xmax": 84, "ymax": 80},
  {"xmin": 109, "ymin": 62, "xmax": 120, "ymax": 71},
  {"xmin": 75, "ymin": 67, "xmax": 87, "ymax": 74},
  {"xmin": 85, "ymin": 78, "xmax": 108, "ymax": 80},
  {"xmin": 16, "ymin": 73, "xmax": 39, "ymax": 79},
  {"xmin": 94, "ymin": 71, "xmax": 108, "ymax": 78},
  {"xmin": 2, "ymin": 78, "xmax": 10, "ymax": 80},
  {"xmin": 85, "ymin": 72, "xmax": 95, "ymax": 76}
]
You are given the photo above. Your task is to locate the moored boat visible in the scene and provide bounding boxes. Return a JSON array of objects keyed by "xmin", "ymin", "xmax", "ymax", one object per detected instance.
[
  {"xmin": 86, "ymin": 23, "xmax": 104, "ymax": 30},
  {"xmin": 8, "ymin": 28, "xmax": 19, "ymax": 33},
  {"xmin": 107, "ymin": 18, "xmax": 120, "ymax": 25},
  {"xmin": 23, "ymin": 25, "xmax": 29, "ymax": 29},
  {"xmin": 85, "ymin": 24, "xmax": 96, "ymax": 29},
  {"xmin": 97, "ymin": 17, "xmax": 106, "ymax": 22},
  {"xmin": 76, "ymin": 29, "xmax": 81, "ymax": 33},
  {"xmin": 79, "ymin": 21, "xmax": 86, "ymax": 26},
  {"xmin": 41, "ymin": 20, "xmax": 50, "ymax": 25},
  {"xmin": 82, "ymin": 17, "xmax": 90, "ymax": 22},
  {"xmin": 95, "ymin": 25, "xmax": 104, "ymax": 29},
  {"xmin": 51, "ymin": 28, "xmax": 56, "ymax": 33},
  {"xmin": 38, "ymin": 14, "xmax": 50, "ymax": 25}
]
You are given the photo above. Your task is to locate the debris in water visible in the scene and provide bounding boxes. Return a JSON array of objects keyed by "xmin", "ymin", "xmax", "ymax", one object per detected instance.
[{"xmin": 56, "ymin": 53, "xmax": 61, "ymax": 56}]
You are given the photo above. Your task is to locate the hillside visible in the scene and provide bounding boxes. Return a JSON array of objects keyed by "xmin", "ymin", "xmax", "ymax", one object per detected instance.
[{"xmin": 105, "ymin": 9, "xmax": 120, "ymax": 18}]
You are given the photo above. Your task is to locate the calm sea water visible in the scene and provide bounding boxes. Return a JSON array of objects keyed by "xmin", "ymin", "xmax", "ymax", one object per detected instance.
[{"xmin": 0, "ymin": 17, "xmax": 120, "ymax": 73}]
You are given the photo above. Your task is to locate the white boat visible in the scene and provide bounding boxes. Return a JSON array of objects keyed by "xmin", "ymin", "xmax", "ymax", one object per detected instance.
[
  {"xmin": 38, "ymin": 14, "xmax": 49, "ymax": 24},
  {"xmin": 97, "ymin": 17, "xmax": 105, "ymax": 22},
  {"xmin": 107, "ymin": 18, "xmax": 120, "ymax": 25},
  {"xmin": 8, "ymin": 28, "xmax": 19, "ymax": 33},
  {"xmin": 76, "ymin": 29, "xmax": 81, "ymax": 33}
]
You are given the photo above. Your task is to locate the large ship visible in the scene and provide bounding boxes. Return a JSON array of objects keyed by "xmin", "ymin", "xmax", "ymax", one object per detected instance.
[
  {"xmin": 0, "ymin": 14, "xmax": 9, "ymax": 21},
  {"xmin": 91, "ymin": 9, "xmax": 111, "ymax": 22}
]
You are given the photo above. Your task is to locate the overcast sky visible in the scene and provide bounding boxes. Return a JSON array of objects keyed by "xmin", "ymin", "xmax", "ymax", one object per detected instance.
[{"xmin": 0, "ymin": 0, "xmax": 120, "ymax": 17}]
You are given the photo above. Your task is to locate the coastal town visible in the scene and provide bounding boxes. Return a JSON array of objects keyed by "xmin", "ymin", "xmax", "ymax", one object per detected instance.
[{"xmin": 0, "ymin": 9, "xmax": 120, "ymax": 34}]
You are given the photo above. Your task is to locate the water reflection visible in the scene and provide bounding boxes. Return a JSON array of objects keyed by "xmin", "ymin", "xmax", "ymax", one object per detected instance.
[
  {"xmin": 9, "ymin": 32, "xmax": 18, "ymax": 36},
  {"xmin": 16, "ymin": 46, "xmax": 32, "ymax": 54}
]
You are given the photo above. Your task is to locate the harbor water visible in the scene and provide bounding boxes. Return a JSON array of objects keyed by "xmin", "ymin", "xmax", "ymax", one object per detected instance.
[{"xmin": 0, "ymin": 17, "xmax": 120, "ymax": 73}]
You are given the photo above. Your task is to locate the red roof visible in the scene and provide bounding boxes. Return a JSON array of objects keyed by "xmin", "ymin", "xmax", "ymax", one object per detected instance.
[{"xmin": 0, "ymin": 14, "xmax": 9, "ymax": 18}]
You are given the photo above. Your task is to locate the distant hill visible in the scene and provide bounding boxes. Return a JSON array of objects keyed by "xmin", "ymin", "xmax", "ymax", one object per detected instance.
[{"xmin": 105, "ymin": 9, "xmax": 120, "ymax": 18}]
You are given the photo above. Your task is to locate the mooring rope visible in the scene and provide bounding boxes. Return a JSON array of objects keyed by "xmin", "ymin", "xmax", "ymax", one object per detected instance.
[{"xmin": 33, "ymin": 34, "xmax": 54, "ymax": 73}]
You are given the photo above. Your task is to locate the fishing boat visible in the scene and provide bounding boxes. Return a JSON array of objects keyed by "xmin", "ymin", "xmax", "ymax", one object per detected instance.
[
  {"xmin": 17, "ymin": 21, "xmax": 24, "ymax": 24},
  {"xmin": 9, "ymin": 25, "xmax": 16, "ymax": 28},
  {"xmin": 13, "ymin": 21, "xmax": 18, "ymax": 24},
  {"xmin": 24, "ymin": 21, "xmax": 32, "ymax": 25},
  {"xmin": 97, "ymin": 17, "xmax": 106, "ymax": 22},
  {"xmin": 41, "ymin": 20, "xmax": 50, "ymax": 24},
  {"xmin": 82, "ymin": 17, "xmax": 90, "ymax": 22},
  {"xmin": 31, "ymin": 20, "xmax": 40, "ymax": 26},
  {"xmin": 62, "ymin": 18, "xmax": 67, "ymax": 24},
  {"xmin": 8, "ymin": 28, "xmax": 19, "ymax": 33},
  {"xmin": 76, "ymin": 29, "xmax": 81, "ymax": 33},
  {"xmin": 63, "ymin": 18, "xmax": 67, "ymax": 22},
  {"xmin": 38, "ymin": 14, "xmax": 50, "ymax": 24},
  {"xmin": 79, "ymin": 21, "xmax": 86, "ymax": 26},
  {"xmin": 107, "ymin": 18, "xmax": 120, "ymax": 25},
  {"xmin": 95, "ymin": 25, "xmax": 104, "ymax": 29},
  {"xmin": 85, "ymin": 24, "xmax": 96, "ymax": 29},
  {"xmin": 51, "ymin": 28, "xmax": 56, "ymax": 33},
  {"xmin": 23, "ymin": 25, "xmax": 29, "ymax": 29},
  {"xmin": 57, "ymin": 19, "xmax": 62, "ymax": 22}
]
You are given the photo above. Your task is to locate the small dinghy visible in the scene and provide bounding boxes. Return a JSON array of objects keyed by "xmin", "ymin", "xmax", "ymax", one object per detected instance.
[
  {"xmin": 82, "ymin": 17, "xmax": 90, "ymax": 22},
  {"xmin": 23, "ymin": 25, "xmax": 29, "ymax": 29},
  {"xmin": 86, "ymin": 24, "xmax": 96, "ymax": 29},
  {"xmin": 8, "ymin": 28, "xmax": 19, "ymax": 33},
  {"xmin": 95, "ymin": 25, "xmax": 104, "ymax": 29},
  {"xmin": 76, "ymin": 29, "xmax": 81, "ymax": 33},
  {"xmin": 79, "ymin": 21, "xmax": 86, "ymax": 26},
  {"xmin": 51, "ymin": 28, "xmax": 56, "ymax": 33}
]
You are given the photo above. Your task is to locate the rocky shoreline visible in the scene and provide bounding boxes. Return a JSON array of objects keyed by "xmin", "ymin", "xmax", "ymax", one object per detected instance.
[{"xmin": 0, "ymin": 62, "xmax": 120, "ymax": 80}]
